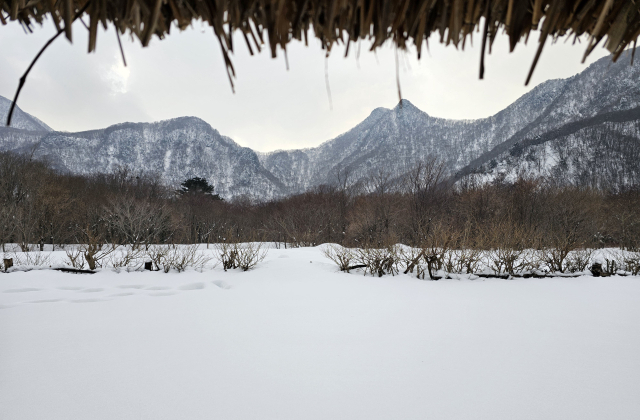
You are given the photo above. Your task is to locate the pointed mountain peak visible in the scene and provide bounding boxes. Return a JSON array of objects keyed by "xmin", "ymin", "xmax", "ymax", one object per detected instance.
[{"xmin": 394, "ymin": 99, "xmax": 423, "ymax": 114}]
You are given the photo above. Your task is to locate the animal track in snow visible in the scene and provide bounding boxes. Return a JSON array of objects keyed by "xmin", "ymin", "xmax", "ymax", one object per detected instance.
[
  {"xmin": 58, "ymin": 286, "xmax": 83, "ymax": 291},
  {"xmin": 117, "ymin": 285, "xmax": 145, "ymax": 289},
  {"xmin": 145, "ymin": 286, "xmax": 171, "ymax": 290}
]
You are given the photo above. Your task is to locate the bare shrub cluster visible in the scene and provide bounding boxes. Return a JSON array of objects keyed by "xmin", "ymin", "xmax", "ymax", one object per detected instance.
[
  {"xmin": 564, "ymin": 249, "xmax": 594, "ymax": 273},
  {"xmin": 6, "ymin": 251, "xmax": 51, "ymax": 267},
  {"xmin": 214, "ymin": 241, "xmax": 267, "ymax": 271},
  {"xmin": 325, "ymin": 244, "xmax": 598, "ymax": 278},
  {"xmin": 591, "ymin": 249, "xmax": 640, "ymax": 276},
  {"xmin": 354, "ymin": 246, "xmax": 399, "ymax": 277},
  {"xmin": 108, "ymin": 246, "xmax": 145, "ymax": 269},
  {"xmin": 146, "ymin": 244, "xmax": 211, "ymax": 273},
  {"xmin": 323, "ymin": 245, "xmax": 356, "ymax": 272},
  {"xmin": 622, "ymin": 252, "xmax": 640, "ymax": 275},
  {"xmin": 443, "ymin": 248, "xmax": 484, "ymax": 274}
]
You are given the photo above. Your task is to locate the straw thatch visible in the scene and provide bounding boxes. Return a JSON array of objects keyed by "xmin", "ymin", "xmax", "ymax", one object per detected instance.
[{"xmin": 2, "ymin": 0, "xmax": 640, "ymax": 88}]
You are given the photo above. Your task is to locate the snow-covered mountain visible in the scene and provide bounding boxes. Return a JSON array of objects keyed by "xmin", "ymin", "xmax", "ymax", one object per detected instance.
[
  {"xmin": 459, "ymin": 109, "xmax": 640, "ymax": 190},
  {"xmin": 1, "ymin": 49, "xmax": 640, "ymax": 199},
  {"xmin": 0, "ymin": 95, "xmax": 52, "ymax": 132},
  {"xmin": 260, "ymin": 80, "xmax": 565, "ymax": 191},
  {"xmin": 456, "ymin": 49, "xmax": 640, "ymax": 190},
  {"xmin": 3, "ymin": 116, "xmax": 285, "ymax": 200}
]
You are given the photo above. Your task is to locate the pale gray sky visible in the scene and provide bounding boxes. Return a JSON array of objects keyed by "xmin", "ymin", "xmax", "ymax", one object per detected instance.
[{"xmin": 0, "ymin": 20, "xmax": 609, "ymax": 152}]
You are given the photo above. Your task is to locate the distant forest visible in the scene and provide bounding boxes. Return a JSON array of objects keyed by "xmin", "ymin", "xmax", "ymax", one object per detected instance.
[{"xmin": 1, "ymin": 150, "xmax": 639, "ymax": 255}]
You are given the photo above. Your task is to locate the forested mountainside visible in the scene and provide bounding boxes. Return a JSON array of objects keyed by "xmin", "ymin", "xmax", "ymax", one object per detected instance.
[
  {"xmin": 260, "ymin": 81, "xmax": 565, "ymax": 191},
  {"xmin": 6, "ymin": 117, "xmax": 286, "ymax": 200},
  {"xmin": 461, "ymin": 111, "xmax": 640, "ymax": 191},
  {"xmin": 1, "ymin": 49, "xmax": 639, "ymax": 200},
  {"xmin": 455, "ymin": 49, "xmax": 640, "ymax": 190}
]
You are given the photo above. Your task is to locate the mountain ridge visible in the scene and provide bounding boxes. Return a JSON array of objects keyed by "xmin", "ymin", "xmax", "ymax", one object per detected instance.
[{"xmin": 1, "ymin": 50, "xmax": 639, "ymax": 199}]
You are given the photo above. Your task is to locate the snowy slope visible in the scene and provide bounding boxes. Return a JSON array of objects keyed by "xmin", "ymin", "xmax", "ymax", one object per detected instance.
[
  {"xmin": 0, "ymin": 95, "xmax": 53, "ymax": 132},
  {"xmin": 1, "ymin": 246, "xmax": 640, "ymax": 420}
]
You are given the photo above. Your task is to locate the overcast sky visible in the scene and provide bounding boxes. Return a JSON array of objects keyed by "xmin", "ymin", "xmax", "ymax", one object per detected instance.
[{"xmin": 0, "ymin": 20, "xmax": 609, "ymax": 152}]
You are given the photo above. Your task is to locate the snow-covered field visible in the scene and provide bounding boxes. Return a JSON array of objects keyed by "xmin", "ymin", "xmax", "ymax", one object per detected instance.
[{"xmin": 2, "ymin": 246, "xmax": 639, "ymax": 420}]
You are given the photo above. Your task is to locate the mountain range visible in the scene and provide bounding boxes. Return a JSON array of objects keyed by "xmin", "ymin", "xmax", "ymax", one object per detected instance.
[{"xmin": 2, "ymin": 49, "xmax": 640, "ymax": 200}]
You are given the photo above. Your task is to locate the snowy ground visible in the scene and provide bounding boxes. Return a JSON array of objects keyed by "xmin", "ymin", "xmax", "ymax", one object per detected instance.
[{"xmin": 1, "ymin": 246, "xmax": 639, "ymax": 420}]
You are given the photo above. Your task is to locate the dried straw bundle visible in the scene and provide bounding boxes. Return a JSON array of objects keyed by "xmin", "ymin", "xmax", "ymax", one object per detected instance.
[{"xmin": 2, "ymin": 0, "xmax": 639, "ymax": 116}]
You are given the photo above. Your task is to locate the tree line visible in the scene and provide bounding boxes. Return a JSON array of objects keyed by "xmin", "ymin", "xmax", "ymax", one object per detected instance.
[{"xmin": 1, "ymin": 150, "xmax": 639, "ymax": 257}]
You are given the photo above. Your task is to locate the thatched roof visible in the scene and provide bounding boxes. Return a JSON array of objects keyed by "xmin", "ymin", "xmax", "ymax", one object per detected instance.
[{"xmin": 2, "ymin": 0, "xmax": 640, "ymax": 88}]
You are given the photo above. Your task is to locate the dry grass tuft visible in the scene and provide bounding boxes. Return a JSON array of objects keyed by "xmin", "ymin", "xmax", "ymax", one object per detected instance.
[{"xmin": 3, "ymin": 0, "xmax": 638, "ymax": 91}]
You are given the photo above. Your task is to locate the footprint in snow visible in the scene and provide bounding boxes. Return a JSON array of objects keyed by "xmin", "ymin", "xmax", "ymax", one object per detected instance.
[
  {"xmin": 71, "ymin": 298, "xmax": 107, "ymax": 303},
  {"xmin": 79, "ymin": 288, "xmax": 104, "ymax": 293},
  {"xmin": 212, "ymin": 280, "xmax": 231, "ymax": 289},
  {"xmin": 149, "ymin": 291, "xmax": 178, "ymax": 297},
  {"xmin": 58, "ymin": 286, "xmax": 83, "ymax": 291},
  {"xmin": 145, "ymin": 286, "xmax": 171, "ymax": 290},
  {"xmin": 179, "ymin": 282, "xmax": 205, "ymax": 291},
  {"xmin": 3, "ymin": 288, "xmax": 41, "ymax": 293},
  {"xmin": 117, "ymin": 285, "xmax": 145, "ymax": 289},
  {"xmin": 110, "ymin": 292, "xmax": 135, "ymax": 297},
  {"xmin": 26, "ymin": 299, "xmax": 63, "ymax": 304}
]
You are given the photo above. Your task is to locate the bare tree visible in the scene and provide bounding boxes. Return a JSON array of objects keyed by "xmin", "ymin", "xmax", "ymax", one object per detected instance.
[
  {"xmin": 402, "ymin": 159, "xmax": 449, "ymax": 245},
  {"xmin": 104, "ymin": 195, "xmax": 173, "ymax": 249}
]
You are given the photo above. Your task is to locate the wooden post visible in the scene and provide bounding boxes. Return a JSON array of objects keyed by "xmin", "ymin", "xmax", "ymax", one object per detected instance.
[{"xmin": 3, "ymin": 258, "xmax": 13, "ymax": 272}]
